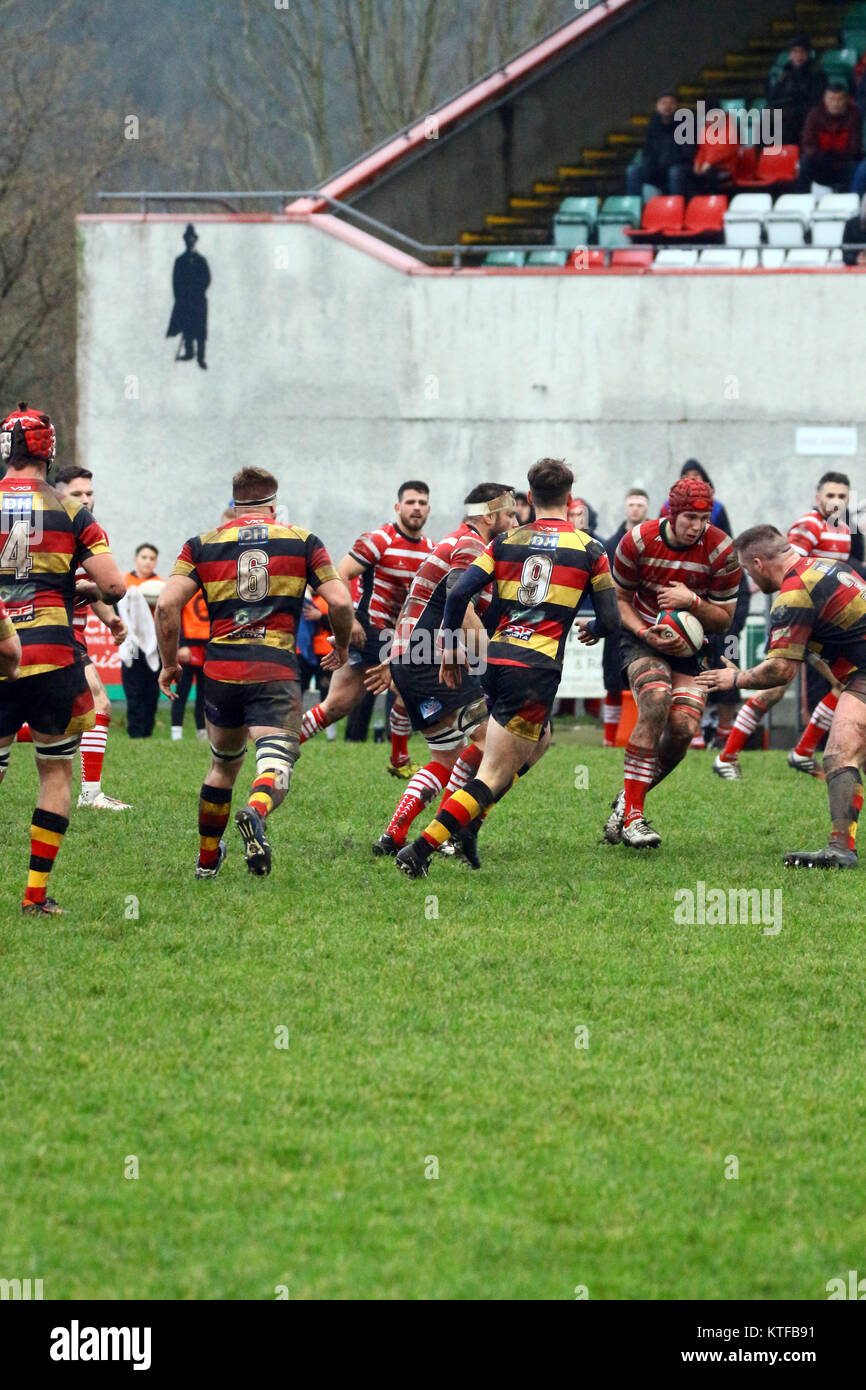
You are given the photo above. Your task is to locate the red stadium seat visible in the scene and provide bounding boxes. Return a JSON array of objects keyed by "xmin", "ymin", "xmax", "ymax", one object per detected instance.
[
  {"xmin": 624, "ymin": 195, "xmax": 685, "ymax": 239},
  {"xmin": 610, "ymin": 248, "xmax": 654, "ymax": 267},
  {"xmin": 567, "ymin": 247, "xmax": 606, "ymax": 268},
  {"xmin": 737, "ymin": 144, "xmax": 799, "ymax": 188},
  {"xmin": 664, "ymin": 195, "xmax": 728, "ymax": 238}
]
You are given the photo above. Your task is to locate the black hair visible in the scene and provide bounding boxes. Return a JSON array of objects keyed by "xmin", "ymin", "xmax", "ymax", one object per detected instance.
[
  {"xmin": 681, "ymin": 458, "xmax": 714, "ymax": 487},
  {"xmin": 817, "ymin": 472, "xmax": 850, "ymax": 489},
  {"xmin": 398, "ymin": 480, "xmax": 429, "ymax": 499},
  {"xmin": 463, "ymin": 482, "xmax": 514, "ymax": 506}
]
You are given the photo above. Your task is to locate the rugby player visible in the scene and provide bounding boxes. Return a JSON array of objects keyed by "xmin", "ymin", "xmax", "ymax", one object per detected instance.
[
  {"xmin": 156, "ymin": 467, "xmax": 353, "ymax": 879},
  {"xmin": 369, "ymin": 483, "xmax": 517, "ymax": 862},
  {"xmin": 699, "ymin": 525, "xmax": 866, "ymax": 868},
  {"xmin": 300, "ymin": 482, "xmax": 433, "ymax": 775},
  {"xmin": 53, "ymin": 465, "xmax": 131, "ymax": 809},
  {"xmin": 0, "ymin": 404, "xmax": 127, "ymax": 915},
  {"xmin": 396, "ymin": 458, "xmax": 618, "ymax": 878},
  {"xmin": 714, "ymin": 472, "xmax": 852, "ymax": 780},
  {"xmin": 604, "ymin": 475, "xmax": 741, "ymax": 849}
]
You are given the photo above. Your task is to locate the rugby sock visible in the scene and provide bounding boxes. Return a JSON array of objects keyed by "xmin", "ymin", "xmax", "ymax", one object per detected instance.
[
  {"xmin": 24, "ymin": 808, "xmax": 69, "ymax": 907},
  {"xmin": 387, "ymin": 760, "xmax": 450, "ymax": 844},
  {"xmin": 794, "ymin": 693, "xmax": 838, "ymax": 758},
  {"xmin": 198, "ymin": 783, "xmax": 232, "ymax": 869},
  {"xmin": 248, "ymin": 773, "xmax": 278, "ymax": 820},
  {"xmin": 826, "ymin": 765, "xmax": 863, "ymax": 853},
  {"xmin": 719, "ymin": 696, "xmax": 768, "ymax": 762},
  {"xmin": 16, "ymin": 724, "xmax": 32, "ymax": 743},
  {"xmin": 300, "ymin": 705, "xmax": 329, "ymax": 744},
  {"xmin": 623, "ymin": 741, "xmax": 656, "ymax": 826},
  {"xmin": 602, "ymin": 693, "xmax": 622, "ymax": 747},
  {"xmin": 418, "ymin": 777, "xmax": 495, "ymax": 858},
  {"xmin": 443, "ymin": 743, "xmax": 483, "ymax": 795},
  {"xmin": 389, "ymin": 704, "xmax": 412, "ymax": 767},
  {"xmin": 80, "ymin": 712, "xmax": 110, "ymax": 796}
]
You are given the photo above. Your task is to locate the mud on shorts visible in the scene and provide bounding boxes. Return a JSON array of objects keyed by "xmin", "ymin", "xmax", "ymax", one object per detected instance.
[
  {"xmin": 0, "ymin": 661, "xmax": 95, "ymax": 738},
  {"xmin": 619, "ymin": 630, "xmax": 702, "ymax": 681},
  {"xmin": 481, "ymin": 661, "xmax": 560, "ymax": 743},
  {"xmin": 203, "ymin": 674, "xmax": 303, "ymax": 742},
  {"xmin": 391, "ymin": 658, "xmax": 487, "ymax": 749}
]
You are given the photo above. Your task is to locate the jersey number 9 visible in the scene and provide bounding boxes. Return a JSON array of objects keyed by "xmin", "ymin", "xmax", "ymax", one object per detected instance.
[
  {"xmin": 517, "ymin": 553, "xmax": 553, "ymax": 606},
  {"xmin": 236, "ymin": 548, "xmax": 270, "ymax": 601}
]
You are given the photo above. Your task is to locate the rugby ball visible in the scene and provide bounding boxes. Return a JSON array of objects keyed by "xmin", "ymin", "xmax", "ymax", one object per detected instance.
[
  {"xmin": 138, "ymin": 578, "xmax": 165, "ymax": 610},
  {"xmin": 655, "ymin": 609, "xmax": 704, "ymax": 657}
]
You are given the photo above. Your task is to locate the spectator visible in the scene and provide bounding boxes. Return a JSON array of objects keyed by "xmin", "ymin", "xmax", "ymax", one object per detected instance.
[
  {"xmin": 841, "ymin": 193, "xmax": 866, "ymax": 263},
  {"xmin": 660, "ymin": 460, "xmax": 732, "ymax": 536},
  {"xmin": 626, "ymin": 92, "xmax": 694, "ymax": 198},
  {"xmin": 766, "ymin": 35, "xmax": 826, "ymax": 146},
  {"xmin": 170, "ymin": 588, "xmax": 208, "ymax": 742},
  {"xmin": 514, "ymin": 491, "xmax": 535, "ymax": 525},
  {"xmin": 798, "ymin": 85, "xmax": 861, "ymax": 192},
  {"xmin": 121, "ymin": 543, "xmax": 164, "ymax": 738},
  {"xmin": 686, "ymin": 117, "xmax": 740, "ymax": 199},
  {"xmin": 601, "ymin": 488, "xmax": 649, "ymax": 747}
]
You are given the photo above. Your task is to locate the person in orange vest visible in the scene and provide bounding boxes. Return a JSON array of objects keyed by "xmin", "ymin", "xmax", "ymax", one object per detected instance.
[
  {"xmin": 297, "ymin": 589, "xmax": 337, "ymax": 742},
  {"xmin": 171, "ymin": 586, "xmax": 209, "ymax": 741}
]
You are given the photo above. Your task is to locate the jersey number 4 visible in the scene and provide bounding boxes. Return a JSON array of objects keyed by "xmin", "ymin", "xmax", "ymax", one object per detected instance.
[
  {"xmin": 236, "ymin": 548, "xmax": 270, "ymax": 601},
  {"xmin": 517, "ymin": 553, "xmax": 553, "ymax": 606},
  {"xmin": 0, "ymin": 519, "xmax": 33, "ymax": 579}
]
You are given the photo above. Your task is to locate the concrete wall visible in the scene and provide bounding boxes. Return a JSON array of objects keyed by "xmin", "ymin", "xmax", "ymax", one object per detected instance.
[
  {"xmin": 77, "ymin": 216, "xmax": 866, "ymax": 576},
  {"xmin": 351, "ymin": 0, "xmax": 787, "ymax": 246}
]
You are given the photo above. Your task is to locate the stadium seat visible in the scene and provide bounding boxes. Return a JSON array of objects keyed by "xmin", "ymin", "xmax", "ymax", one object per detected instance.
[
  {"xmin": 652, "ymin": 248, "xmax": 699, "ymax": 268},
  {"xmin": 719, "ymin": 97, "xmax": 746, "ymax": 113},
  {"xmin": 552, "ymin": 196, "xmax": 600, "ymax": 248},
  {"xmin": 526, "ymin": 249, "xmax": 569, "ymax": 266},
  {"xmin": 737, "ymin": 145, "xmax": 799, "ymax": 189},
  {"xmin": 610, "ymin": 248, "xmax": 654, "ymax": 267},
  {"xmin": 842, "ymin": 27, "xmax": 866, "ymax": 57},
  {"xmin": 696, "ymin": 248, "xmax": 742, "ymax": 269},
  {"xmin": 764, "ymin": 193, "xmax": 816, "ymax": 247},
  {"xmin": 759, "ymin": 249, "xmax": 786, "ymax": 268},
  {"xmin": 483, "ymin": 250, "xmax": 526, "ymax": 267},
  {"xmin": 821, "ymin": 49, "xmax": 857, "ymax": 82},
  {"xmin": 785, "ymin": 248, "xmax": 830, "ymax": 267},
  {"xmin": 734, "ymin": 145, "xmax": 759, "ymax": 180},
  {"xmin": 664, "ymin": 195, "xmax": 727, "ymax": 239},
  {"xmin": 567, "ymin": 247, "xmax": 606, "ymax": 269},
  {"xmin": 624, "ymin": 195, "xmax": 685, "ymax": 240},
  {"xmin": 811, "ymin": 192, "xmax": 859, "ymax": 246},
  {"xmin": 597, "ymin": 195, "xmax": 642, "ymax": 248},
  {"xmin": 723, "ymin": 192, "xmax": 772, "ymax": 247}
]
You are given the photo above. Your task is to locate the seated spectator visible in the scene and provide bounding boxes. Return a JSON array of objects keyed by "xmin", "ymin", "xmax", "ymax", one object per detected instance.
[
  {"xmin": 798, "ymin": 85, "xmax": 862, "ymax": 192},
  {"xmin": 766, "ymin": 34, "xmax": 826, "ymax": 146},
  {"xmin": 842, "ymin": 194, "xmax": 866, "ymax": 265},
  {"xmin": 625, "ymin": 92, "xmax": 694, "ymax": 198},
  {"xmin": 686, "ymin": 120, "xmax": 740, "ymax": 199}
]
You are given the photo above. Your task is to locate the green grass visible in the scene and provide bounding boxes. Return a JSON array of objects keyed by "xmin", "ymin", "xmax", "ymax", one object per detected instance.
[{"xmin": 1, "ymin": 713, "xmax": 864, "ymax": 1300}]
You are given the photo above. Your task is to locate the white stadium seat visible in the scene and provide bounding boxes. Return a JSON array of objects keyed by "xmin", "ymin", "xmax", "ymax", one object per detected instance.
[
  {"xmin": 723, "ymin": 192, "xmax": 772, "ymax": 248},
  {"xmin": 652, "ymin": 248, "xmax": 699, "ymax": 268},
  {"xmin": 785, "ymin": 248, "xmax": 830, "ymax": 266},
  {"xmin": 696, "ymin": 248, "xmax": 742, "ymax": 268},
  {"xmin": 811, "ymin": 192, "xmax": 859, "ymax": 247},
  {"xmin": 760, "ymin": 248, "xmax": 786, "ymax": 267},
  {"xmin": 764, "ymin": 193, "xmax": 816, "ymax": 247}
]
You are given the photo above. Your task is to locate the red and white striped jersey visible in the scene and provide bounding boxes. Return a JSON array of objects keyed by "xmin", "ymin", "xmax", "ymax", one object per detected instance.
[
  {"xmin": 391, "ymin": 522, "xmax": 490, "ymax": 660},
  {"xmin": 613, "ymin": 518, "xmax": 741, "ymax": 626},
  {"xmin": 350, "ymin": 521, "xmax": 434, "ymax": 629},
  {"xmin": 787, "ymin": 508, "xmax": 851, "ymax": 565}
]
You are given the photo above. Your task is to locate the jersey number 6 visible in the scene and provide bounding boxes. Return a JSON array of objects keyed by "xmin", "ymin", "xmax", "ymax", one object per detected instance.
[
  {"xmin": 236, "ymin": 548, "xmax": 270, "ymax": 601},
  {"xmin": 517, "ymin": 552, "xmax": 553, "ymax": 606}
]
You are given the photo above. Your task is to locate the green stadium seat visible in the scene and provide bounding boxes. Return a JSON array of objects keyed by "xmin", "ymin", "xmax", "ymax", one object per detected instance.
[
  {"xmin": 720, "ymin": 97, "xmax": 747, "ymax": 113},
  {"xmin": 483, "ymin": 250, "xmax": 526, "ymax": 267},
  {"xmin": 821, "ymin": 49, "xmax": 857, "ymax": 81},
  {"xmin": 842, "ymin": 27, "xmax": 866, "ymax": 58},
  {"xmin": 552, "ymin": 196, "xmax": 600, "ymax": 248},
  {"xmin": 526, "ymin": 249, "xmax": 569, "ymax": 266},
  {"xmin": 597, "ymin": 195, "xmax": 642, "ymax": 248}
]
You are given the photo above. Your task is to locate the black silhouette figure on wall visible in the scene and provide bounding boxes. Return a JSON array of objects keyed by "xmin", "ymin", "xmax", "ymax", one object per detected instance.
[{"xmin": 166, "ymin": 224, "xmax": 210, "ymax": 369}]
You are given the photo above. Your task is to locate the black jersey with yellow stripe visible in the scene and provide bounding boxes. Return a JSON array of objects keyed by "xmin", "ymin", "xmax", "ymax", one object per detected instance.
[
  {"xmin": 767, "ymin": 555, "xmax": 866, "ymax": 679},
  {"xmin": 465, "ymin": 519, "xmax": 614, "ymax": 672}
]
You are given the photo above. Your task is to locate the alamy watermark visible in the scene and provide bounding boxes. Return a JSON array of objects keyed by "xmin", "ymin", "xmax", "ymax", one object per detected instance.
[
  {"xmin": 674, "ymin": 101, "xmax": 781, "ymax": 150},
  {"xmin": 674, "ymin": 881, "xmax": 782, "ymax": 936}
]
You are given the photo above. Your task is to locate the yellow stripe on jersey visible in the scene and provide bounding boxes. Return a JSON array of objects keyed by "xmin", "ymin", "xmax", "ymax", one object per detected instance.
[
  {"xmin": 472, "ymin": 550, "xmax": 496, "ymax": 577},
  {"xmin": 496, "ymin": 579, "xmax": 590, "ymax": 609},
  {"xmin": 491, "ymin": 631, "xmax": 559, "ymax": 659},
  {"xmin": 203, "ymin": 574, "xmax": 307, "ymax": 604}
]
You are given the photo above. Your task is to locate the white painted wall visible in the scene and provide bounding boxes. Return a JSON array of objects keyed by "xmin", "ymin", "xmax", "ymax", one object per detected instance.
[{"xmin": 77, "ymin": 217, "xmax": 866, "ymax": 575}]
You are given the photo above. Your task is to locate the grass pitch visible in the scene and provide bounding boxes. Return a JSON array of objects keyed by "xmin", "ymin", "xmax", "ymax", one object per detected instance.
[{"xmin": 1, "ymin": 713, "xmax": 864, "ymax": 1300}]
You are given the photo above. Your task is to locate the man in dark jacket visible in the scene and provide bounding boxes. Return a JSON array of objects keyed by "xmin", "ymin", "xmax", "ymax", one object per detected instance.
[
  {"xmin": 766, "ymin": 35, "xmax": 826, "ymax": 146},
  {"xmin": 799, "ymin": 86, "xmax": 862, "ymax": 192},
  {"xmin": 166, "ymin": 224, "xmax": 211, "ymax": 369},
  {"xmin": 625, "ymin": 93, "xmax": 694, "ymax": 197},
  {"xmin": 841, "ymin": 198, "xmax": 866, "ymax": 264}
]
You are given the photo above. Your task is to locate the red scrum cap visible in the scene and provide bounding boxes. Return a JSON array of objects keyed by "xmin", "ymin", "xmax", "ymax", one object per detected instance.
[
  {"xmin": 0, "ymin": 402, "xmax": 56, "ymax": 465},
  {"xmin": 668, "ymin": 475, "xmax": 713, "ymax": 523}
]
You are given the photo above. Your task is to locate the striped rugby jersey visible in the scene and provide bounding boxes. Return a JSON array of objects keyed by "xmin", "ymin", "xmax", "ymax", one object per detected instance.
[
  {"xmin": 613, "ymin": 519, "xmax": 741, "ymax": 626},
  {"xmin": 460, "ymin": 519, "xmax": 614, "ymax": 672},
  {"xmin": 391, "ymin": 522, "xmax": 490, "ymax": 661},
  {"xmin": 766, "ymin": 556, "xmax": 866, "ymax": 679},
  {"xmin": 0, "ymin": 476, "xmax": 110, "ymax": 679},
  {"xmin": 787, "ymin": 508, "xmax": 851, "ymax": 565},
  {"xmin": 171, "ymin": 514, "xmax": 338, "ymax": 684},
  {"xmin": 349, "ymin": 521, "xmax": 434, "ymax": 630}
]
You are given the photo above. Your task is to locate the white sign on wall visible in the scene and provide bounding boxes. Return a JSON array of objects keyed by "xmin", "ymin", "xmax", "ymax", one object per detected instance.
[
  {"xmin": 557, "ymin": 627, "xmax": 605, "ymax": 699},
  {"xmin": 795, "ymin": 427, "xmax": 858, "ymax": 456}
]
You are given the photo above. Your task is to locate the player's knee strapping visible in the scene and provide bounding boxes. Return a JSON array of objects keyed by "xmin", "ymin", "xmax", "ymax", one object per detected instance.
[
  {"xmin": 670, "ymin": 686, "xmax": 705, "ymax": 725},
  {"xmin": 825, "ymin": 762, "xmax": 863, "ymax": 850},
  {"xmin": 32, "ymin": 735, "xmax": 80, "ymax": 761},
  {"xmin": 0, "ymin": 745, "xmax": 11, "ymax": 775},
  {"xmin": 210, "ymin": 742, "xmax": 246, "ymax": 763},
  {"xmin": 249, "ymin": 734, "xmax": 296, "ymax": 817},
  {"xmin": 426, "ymin": 721, "xmax": 467, "ymax": 753},
  {"xmin": 422, "ymin": 775, "xmax": 494, "ymax": 848},
  {"xmin": 632, "ymin": 664, "xmax": 671, "ymax": 703}
]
